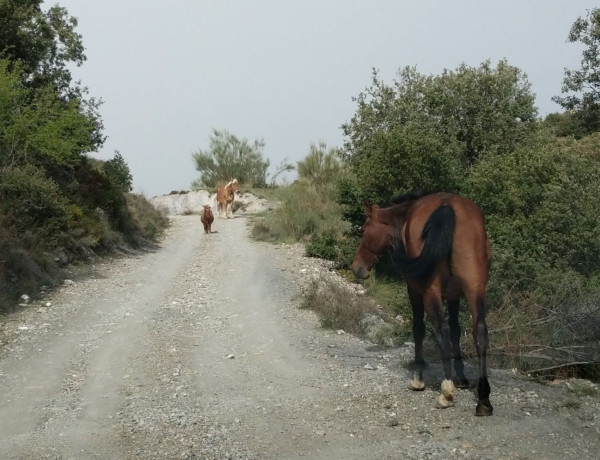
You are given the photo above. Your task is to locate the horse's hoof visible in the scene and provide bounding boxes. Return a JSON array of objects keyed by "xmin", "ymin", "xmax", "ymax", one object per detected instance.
[
  {"xmin": 436, "ymin": 394, "xmax": 454, "ymax": 409},
  {"xmin": 475, "ymin": 401, "xmax": 493, "ymax": 416},
  {"xmin": 453, "ymin": 377, "xmax": 470, "ymax": 389},
  {"xmin": 409, "ymin": 379, "xmax": 425, "ymax": 391}
]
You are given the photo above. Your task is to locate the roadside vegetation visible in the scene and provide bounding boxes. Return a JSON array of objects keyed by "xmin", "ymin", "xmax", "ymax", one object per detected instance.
[
  {"xmin": 0, "ymin": 2, "xmax": 168, "ymax": 312},
  {"xmin": 251, "ymin": 10, "xmax": 600, "ymax": 381},
  {"xmin": 3, "ymin": 2, "xmax": 599, "ymax": 381}
]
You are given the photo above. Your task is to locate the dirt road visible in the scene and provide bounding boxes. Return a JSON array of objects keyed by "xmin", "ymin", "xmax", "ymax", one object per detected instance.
[{"xmin": 1, "ymin": 216, "xmax": 599, "ymax": 459}]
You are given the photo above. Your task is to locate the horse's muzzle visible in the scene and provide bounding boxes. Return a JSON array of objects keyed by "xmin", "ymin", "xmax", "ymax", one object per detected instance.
[{"xmin": 351, "ymin": 263, "xmax": 370, "ymax": 280}]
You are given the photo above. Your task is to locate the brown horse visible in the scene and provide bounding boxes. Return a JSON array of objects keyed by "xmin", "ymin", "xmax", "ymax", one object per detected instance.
[
  {"xmin": 200, "ymin": 205, "xmax": 214, "ymax": 234},
  {"xmin": 216, "ymin": 179, "xmax": 240, "ymax": 218},
  {"xmin": 351, "ymin": 192, "xmax": 493, "ymax": 416}
]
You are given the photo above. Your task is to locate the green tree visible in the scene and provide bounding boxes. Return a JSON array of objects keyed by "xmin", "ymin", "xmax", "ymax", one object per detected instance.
[
  {"xmin": 339, "ymin": 60, "xmax": 537, "ymax": 229},
  {"xmin": 0, "ymin": 0, "xmax": 85, "ymax": 94},
  {"xmin": 192, "ymin": 129, "xmax": 270, "ymax": 188},
  {"xmin": 553, "ymin": 8, "xmax": 600, "ymax": 136},
  {"xmin": 427, "ymin": 60, "xmax": 538, "ymax": 163},
  {"xmin": 0, "ymin": 59, "xmax": 103, "ymax": 172},
  {"xmin": 543, "ymin": 111, "xmax": 589, "ymax": 139},
  {"xmin": 104, "ymin": 151, "xmax": 133, "ymax": 193},
  {"xmin": 297, "ymin": 142, "xmax": 341, "ymax": 186}
]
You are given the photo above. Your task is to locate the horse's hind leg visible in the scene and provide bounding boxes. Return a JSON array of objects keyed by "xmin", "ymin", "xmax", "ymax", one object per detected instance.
[
  {"xmin": 408, "ymin": 288, "xmax": 426, "ymax": 391},
  {"xmin": 467, "ymin": 292, "xmax": 493, "ymax": 416},
  {"xmin": 424, "ymin": 291, "xmax": 455, "ymax": 409},
  {"xmin": 448, "ymin": 299, "xmax": 469, "ymax": 388}
]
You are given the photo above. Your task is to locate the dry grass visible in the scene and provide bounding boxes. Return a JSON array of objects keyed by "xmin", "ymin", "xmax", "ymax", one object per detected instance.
[
  {"xmin": 481, "ymin": 286, "xmax": 600, "ymax": 381},
  {"xmin": 251, "ymin": 182, "xmax": 347, "ymax": 243},
  {"xmin": 299, "ymin": 278, "xmax": 376, "ymax": 334}
]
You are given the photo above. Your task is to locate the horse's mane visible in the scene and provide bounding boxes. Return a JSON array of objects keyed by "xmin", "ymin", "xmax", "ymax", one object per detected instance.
[
  {"xmin": 225, "ymin": 178, "xmax": 238, "ymax": 188},
  {"xmin": 389, "ymin": 190, "xmax": 428, "ymax": 206}
]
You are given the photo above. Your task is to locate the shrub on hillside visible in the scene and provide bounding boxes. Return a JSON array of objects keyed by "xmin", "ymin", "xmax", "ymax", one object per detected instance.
[
  {"xmin": 0, "ymin": 165, "xmax": 69, "ymax": 247},
  {"xmin": 305, "ymin": 229, "xmax": 357, "ymax": 269},
  {"xmin": 74, "ymin": 158, "xmax": 125, "ymax": 219},
  {"xmin": 467, "ymin": 134, "xmax": 600, "ymax": 302},
  {"xmin": 122, "ymin": 193, "xmax": 169, "ymax": 243},
  {"xmin": 481, "ymin": 269, "xmax": 600, "ymax": 380},
  {"xmin": 251, "ymin": 181, "xmax": 348, "ymax": 243},
  {"xmin": 299, "ymin": 278, "xmax": 375, "ymax": 334}
]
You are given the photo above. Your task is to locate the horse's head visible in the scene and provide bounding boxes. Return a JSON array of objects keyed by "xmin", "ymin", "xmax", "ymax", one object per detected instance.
[
  {"xmin": 351, "ymin": 202, "xmax": 394, "ymax": 280},
  {"xmin": 228, "ymin": 179, "xmax": 240, "ymax": 194}
]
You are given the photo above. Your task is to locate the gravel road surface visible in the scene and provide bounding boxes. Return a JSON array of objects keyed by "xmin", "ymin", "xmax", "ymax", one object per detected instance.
[{"xmin": 1, "ymin": 215, "xmax": 599, "ymax": 459}]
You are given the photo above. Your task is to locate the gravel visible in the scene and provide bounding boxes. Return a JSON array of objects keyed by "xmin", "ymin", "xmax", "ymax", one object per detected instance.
[{"xmin": 0, "ymin": 214, "xmax": 599, "ymax": 459}]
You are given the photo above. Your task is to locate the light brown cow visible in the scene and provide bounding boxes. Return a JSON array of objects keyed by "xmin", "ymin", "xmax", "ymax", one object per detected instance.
[
  {"xmin": 200, "ymin": 205, "xmax": 214, "ymax": 234},
  {"xmin": 216, "ymin": 178, "xmax": 239, "ymax": 218}
]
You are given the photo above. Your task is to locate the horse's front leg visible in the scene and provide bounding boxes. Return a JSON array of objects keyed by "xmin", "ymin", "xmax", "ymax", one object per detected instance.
[
  {"xmin": 448, "ymin": 299, "xmax": 469, "ymax": 388},
  {"xmin": 408, "ymin": 288, "xmax": 426, "ymax": 391}
]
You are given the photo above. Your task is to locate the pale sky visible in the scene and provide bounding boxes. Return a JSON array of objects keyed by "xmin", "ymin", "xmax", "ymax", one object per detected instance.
[{"xmin": 45, "ymin": 1, "xmax": 597, "ymax": 197}]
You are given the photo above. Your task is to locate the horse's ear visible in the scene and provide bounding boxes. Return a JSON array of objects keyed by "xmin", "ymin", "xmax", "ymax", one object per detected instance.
[{"xmin": 362, "ymin": 201, "xmax": 372, "ymax": 213}]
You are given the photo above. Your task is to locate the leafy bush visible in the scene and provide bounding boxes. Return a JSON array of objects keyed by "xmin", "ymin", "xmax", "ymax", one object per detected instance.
[
  {"xmin": 0, "ymin": 165, "xmax": 69, "ymax": 247},
  {"xmin": 74, "ymin": 157, "xmax": 125, "ymax": 217},
  {"xmin": 122, "ymin": 193, "xmax": 169, "ymax": 243},
  {"xmin": 65, "ymin": 204, "xmax": 121, "ymax": 251},
  {"xmin": 466, "ymin": 134, "xmax": 600, "ymax": 303},
  {"xmin": 305, "ymin": 229, "xmax": 357, "ymax": 269}
]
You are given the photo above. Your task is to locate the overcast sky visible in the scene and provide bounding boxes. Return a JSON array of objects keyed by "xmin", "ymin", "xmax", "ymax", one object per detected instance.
[{"xmin": 45, "ymin": 1, "xmax": 597, "ymax": 197}]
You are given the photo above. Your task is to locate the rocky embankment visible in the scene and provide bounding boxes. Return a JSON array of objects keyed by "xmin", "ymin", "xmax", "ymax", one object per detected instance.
[{"xmin": 150, "ymin": 189, "xmax": 278, "ymax": 216}]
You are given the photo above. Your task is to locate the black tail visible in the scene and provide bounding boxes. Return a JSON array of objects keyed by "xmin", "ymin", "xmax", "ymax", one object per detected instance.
[{"xmin": 393, "ymin": 205, "xmax": 455, "ymax": 280}]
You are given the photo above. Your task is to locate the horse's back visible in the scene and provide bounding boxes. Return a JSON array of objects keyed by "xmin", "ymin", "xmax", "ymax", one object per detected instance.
[
  {"xmin": 404, "ymin": 193, "xmax": 490, "ymax": 295},
  {"xmin": 216, "ymin": 186, "xmax": 226, "ymax": 204}
]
